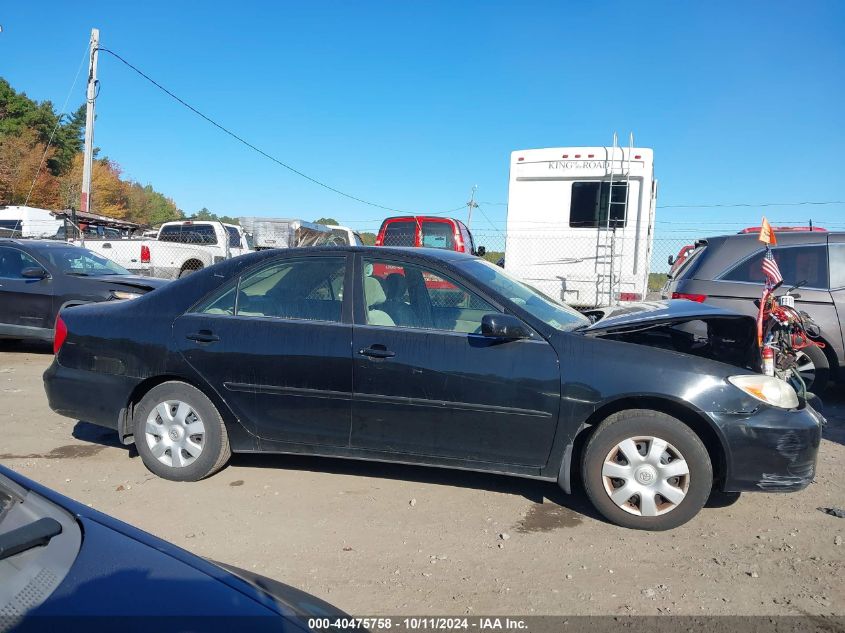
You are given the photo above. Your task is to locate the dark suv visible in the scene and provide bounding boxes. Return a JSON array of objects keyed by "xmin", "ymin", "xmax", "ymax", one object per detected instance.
[{"xmin": 663, "ymin": 230, "xmax": 844, "ymax": 391}]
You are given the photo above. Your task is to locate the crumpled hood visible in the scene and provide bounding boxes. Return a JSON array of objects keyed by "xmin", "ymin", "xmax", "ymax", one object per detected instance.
[
  {"xmin": 82, "ymin": 274, "xmax": 169, "ymax": 292},
  {"xmin": 581, "ymin": 299, "xmax": 755, "ymax": 333}
]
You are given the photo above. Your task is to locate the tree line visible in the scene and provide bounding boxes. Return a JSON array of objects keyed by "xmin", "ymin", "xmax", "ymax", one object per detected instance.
[{"xmin": 0, "ymin": 77, "xmax": 182, "ymax": 226}]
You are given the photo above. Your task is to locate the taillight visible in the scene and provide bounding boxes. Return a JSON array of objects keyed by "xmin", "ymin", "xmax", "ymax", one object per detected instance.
[
  {"xmin": 141, "ymin": 245, "xmax": 151, "ymax": 263},
  {"xmin": 672, "ymin": 292, "xmax": 707, "ymax": 303},
  {"xmin": 618, "ymin": 292, "xmax": 641, "ymax": 301},
  {"xmin": 453, "ymin": 224, "xmax": 465, "ymax": 253},
  {"xmin": 54, "ymin": 316, "xmax": 68, "ymax": 355}
]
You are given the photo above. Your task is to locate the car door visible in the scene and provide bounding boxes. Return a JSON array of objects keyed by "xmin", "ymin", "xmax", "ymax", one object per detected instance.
[
  {"xmin": 827, "ymin": 238, "xmax": 845, "ymax": 365},
  {"xmin": 0, "ymin": 246, "xmax": 54, "ymax": 336},
  {"xmin": 171, "ymin": 254, "xmax": 354, "ymax": 446},
  {"xmin": 351, "ymin": 254, "xmax": 561, "ymax": 468}
]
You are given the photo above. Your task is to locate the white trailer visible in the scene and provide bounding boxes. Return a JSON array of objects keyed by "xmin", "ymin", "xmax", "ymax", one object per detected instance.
[
  {"xmin": 504, "ymin": 139, "xmax": 657, "ymax": 308},
  {"xmin": 0, "ymin": 206, "xmax": 62, "ymax": 238}
]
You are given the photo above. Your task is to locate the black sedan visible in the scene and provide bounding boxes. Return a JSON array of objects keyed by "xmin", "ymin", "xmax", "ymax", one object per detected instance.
[
  {"xmin": 0, "ymin": 464, "xmax": 346, "ymax": 631},
  {"xmin": 43, "ymin": 247, "xmax": 823, "ymax": 530},
  {"xmin": 0, "ymin": 239, "xmax": 167, "ymax": 344}
]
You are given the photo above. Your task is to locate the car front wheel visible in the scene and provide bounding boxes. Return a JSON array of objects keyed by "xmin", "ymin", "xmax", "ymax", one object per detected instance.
[
  {"xmin": 133, "ymin": 381, "xmax": 231, "ymax": 481},
  {"xmin": 581, "ymin": 409, "xmax": 712, "ymax": 530}
]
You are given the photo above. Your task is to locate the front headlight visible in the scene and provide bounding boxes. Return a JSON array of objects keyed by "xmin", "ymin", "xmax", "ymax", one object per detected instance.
[
  {"xmin": 111, "ymin": 290, "xmax": 142, "ymax": 300},
  {"xmin": 727, "ymin": 375, "xmax": 799, "ymax": 409}
]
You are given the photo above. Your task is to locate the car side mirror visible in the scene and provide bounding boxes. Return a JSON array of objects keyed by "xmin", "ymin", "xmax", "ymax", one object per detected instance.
[
  {"xmin": 476, "ymin": 246, "xmax": 486, "ymax": 257},
  {"xmin": 481, "ymin": 314, "xmax": 531, "ymax": 340},
  {"xmin": 21, "ymin": 267, "xmax": 49, "ymax": 279},
  {"xmin": 667, "ymin": 255, "xmax": 675, "ymax": 266}
]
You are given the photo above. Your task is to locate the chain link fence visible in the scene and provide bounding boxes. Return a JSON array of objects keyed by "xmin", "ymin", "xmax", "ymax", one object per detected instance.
[
  {"xmin": 13, "ymin": 225, "xmax": 696, "ymax": 306},
  {"xmin": 470, "ymin": 231, "xmax": 695, "ymax": 306}
]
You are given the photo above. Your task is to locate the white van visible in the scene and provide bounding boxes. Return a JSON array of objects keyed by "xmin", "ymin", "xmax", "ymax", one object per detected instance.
[
  {"xmin": 0, "ymin": 206, "xmax": 63, "ymax": 238},
  {"xmin": 504, "ymin": 144, "xmax": 657, "ymax": 308}
]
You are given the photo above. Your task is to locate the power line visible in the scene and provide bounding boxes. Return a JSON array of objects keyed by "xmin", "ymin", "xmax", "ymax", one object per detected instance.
[
  {"xmin": 94, "ymin": 46, "xmax": 458, "ymax": 216},
  {"xmin": 23, "ymin": 41, "xmax": 89, "ymax": 207}
]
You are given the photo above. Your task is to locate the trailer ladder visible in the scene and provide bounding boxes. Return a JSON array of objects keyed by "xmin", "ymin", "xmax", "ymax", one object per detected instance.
[{"xmin": 594, "ymin": 132, "xmax": 633, "ymax": 306}]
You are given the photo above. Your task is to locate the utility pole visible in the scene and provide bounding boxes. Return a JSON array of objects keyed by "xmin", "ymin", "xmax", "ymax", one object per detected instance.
[
  {"xmin": 466, "ymin": 185, "xmax": 478, "ymax": 228},
  {"xmin": 80, "ymin": 28, "xmax": 99, "ymax": 219}
]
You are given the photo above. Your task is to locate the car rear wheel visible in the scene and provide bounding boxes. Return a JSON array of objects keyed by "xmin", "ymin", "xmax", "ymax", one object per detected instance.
[
  {"xmin": 581, "ymin": 409, "xmax": 712, "ymax": 530},
  {"xmin": 133, "ymin": 381, "xmax": 231, "ymax": 481}
]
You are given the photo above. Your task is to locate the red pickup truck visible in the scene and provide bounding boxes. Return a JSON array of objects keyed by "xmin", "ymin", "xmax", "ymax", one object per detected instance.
[{"xmin": 375, "ymin": 216, "xmax": 484, "ymax": 256}]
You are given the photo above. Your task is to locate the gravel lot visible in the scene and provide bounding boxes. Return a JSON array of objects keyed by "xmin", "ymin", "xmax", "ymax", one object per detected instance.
[{"xmin": 1, "ymin": 340, "xmax": 843, "ymax": 617}]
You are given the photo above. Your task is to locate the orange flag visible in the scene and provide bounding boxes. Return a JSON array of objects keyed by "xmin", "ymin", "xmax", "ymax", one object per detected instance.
[{"xmin": 758, "ymin": 217, "xmax": 778, "ymax": 245}]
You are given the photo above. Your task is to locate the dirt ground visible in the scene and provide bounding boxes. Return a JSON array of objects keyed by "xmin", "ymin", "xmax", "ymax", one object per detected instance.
[{"xmin": 0, "ymin": 340, "xmax": 843, "ymax": 617}]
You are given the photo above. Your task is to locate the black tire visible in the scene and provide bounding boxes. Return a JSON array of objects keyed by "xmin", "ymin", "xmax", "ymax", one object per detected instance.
[
  {"xmin": 178, "ymin": 264, "xmax": 202, "ymax": 279},
  {"xmin": 797, "ymin": 343, "xmax": 829, "ymax": 393},
  {"xmin": 133, "ymin": 381, "xmax": 231, "ymax": 481},
  {"xmin": 581, "ymin": 409, "xmax": 712, "ymax": 530}
]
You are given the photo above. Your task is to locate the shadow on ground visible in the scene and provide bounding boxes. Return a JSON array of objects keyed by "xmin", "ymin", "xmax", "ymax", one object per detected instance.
[
  {"xmin": 0, "ymin": 339, "xmax": 52, "ymax": 354},
  {"xmin": 66, "ymin": 384, "xmax": 844, "ymax": 527},
  {"xmin": 817, "ymin": 386, "xmax": 845, "ymax": 447},
  {"xmin": 72, "ymin": 421, "xmax": 138, "ymax": 457}
]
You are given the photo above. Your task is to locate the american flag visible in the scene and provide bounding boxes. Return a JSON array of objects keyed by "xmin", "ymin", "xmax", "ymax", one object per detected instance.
[{"xmin": 762, "ymin": 247, "xmax": 783, "ymax": 287}]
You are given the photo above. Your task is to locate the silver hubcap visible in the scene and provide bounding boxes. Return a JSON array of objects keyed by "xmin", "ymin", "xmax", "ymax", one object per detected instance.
[
  {"xmin": 145, "ymin": 400, "xmax": 205, "ymax": 468},
  {"xmin": 793, "ymin": 350, "xmax": 816, "ymax": 387},
  {"xmin": 602, "ymin": 436, "xmax": 690, "ymax": 517}
]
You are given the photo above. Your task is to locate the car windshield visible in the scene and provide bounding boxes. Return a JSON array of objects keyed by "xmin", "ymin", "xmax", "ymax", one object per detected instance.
[
  {"xmin": 41, "ymin": 246, "xmax": 130, "ymax": 276},
  {"xmin": 459, "ymin": 258, "xmax": 589, "ymax": 331}
]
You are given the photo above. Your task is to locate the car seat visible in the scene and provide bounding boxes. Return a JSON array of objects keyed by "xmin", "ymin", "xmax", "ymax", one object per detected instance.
[
  {"xmin": 364, "ymin": 276, "xmax": 394, "ymax": 326},
  {"xmin": 379, "ymin": 273, "xmax": 419, "ymax": 327}
]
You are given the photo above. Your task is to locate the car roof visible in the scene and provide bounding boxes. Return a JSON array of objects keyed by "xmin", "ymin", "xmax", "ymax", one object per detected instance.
[
  {"xmin": 702, "ymin": 231, "xmax": 838, "ymax": 245},
  {"xmin": 251, "ymin": 245, "xmax": 475, "ymax": 262},
  {"xmin": 689, "ymin": 231, "xmax": 840, "ymax": 280},
  {"xmin": 0, "ymin": 238, "xmax": 78, "ymax": 249}
]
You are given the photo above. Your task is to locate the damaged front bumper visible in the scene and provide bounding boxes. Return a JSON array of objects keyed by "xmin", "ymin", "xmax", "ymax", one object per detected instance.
[{"xmin": 710, "ymin": 403, "xmax": 824, "ymax": 493}]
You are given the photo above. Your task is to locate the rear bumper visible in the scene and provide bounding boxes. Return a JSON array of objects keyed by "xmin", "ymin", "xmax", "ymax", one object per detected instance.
[
  {"xmin": 711, "ymin": 404, "xmax": 824, "ymax": 492},
  {"xmin": 43, "ymin": 360, "xmax": 139, "ymax": 430}
]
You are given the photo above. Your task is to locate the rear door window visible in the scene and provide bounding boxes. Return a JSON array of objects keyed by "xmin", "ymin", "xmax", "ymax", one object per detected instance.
[
  {"xmin": 672, "ymin": 245, "xmax": 707, "ymax": 281},
  {"xmin": 381, "ymin": 221, "xmax": 416, "ymax": 247},
  {"xmin": 421, "ymin": 221, "xmax": 455, "ymax": 249},
  {"xmin": 225, "ymin": 226, "xmax": 241, "ymax": 248},
  {"xmin": 721, "ymin": 245, "xmax": 829, "ymax": 288},
  {"xmin": 159, "ymin": 224, "xmax": 218, "ymax": 245},
  {"xmin": 197, "ymin": 257, "xmax": 346, "ymax": 321}
]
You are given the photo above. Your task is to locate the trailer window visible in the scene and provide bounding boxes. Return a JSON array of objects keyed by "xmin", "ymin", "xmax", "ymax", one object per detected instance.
[
  {"xmin": 382, "ymin": 221, "xmax": 416, "ymax": 247},
  {"xmin": 570, "ymin": 182, "xmax": 627, "ymax": 229}
]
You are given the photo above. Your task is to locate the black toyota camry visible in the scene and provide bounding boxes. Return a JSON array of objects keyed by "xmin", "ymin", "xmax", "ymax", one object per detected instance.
[
  {"xmin": 43, "ymin": 247, "xmax": 823, "ymax": 530},
  {"xmin": 0, "ymin": 239, "xmax": 167, "ymax": 343}
]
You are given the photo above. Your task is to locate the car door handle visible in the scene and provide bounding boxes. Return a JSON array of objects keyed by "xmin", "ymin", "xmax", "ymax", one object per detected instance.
[
  {"xmin": 359, "ymin": 345, "xmax": 395, "ymax": 359},
  {"xmin": 186, "ymin": 331, "xmax": 219, "ymax": 343}
]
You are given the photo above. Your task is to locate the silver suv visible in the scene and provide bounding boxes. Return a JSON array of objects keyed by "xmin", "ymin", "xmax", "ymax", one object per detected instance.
[{"xmin": 662, "ymin": 230, "xmax": 844, "ymax": 391}]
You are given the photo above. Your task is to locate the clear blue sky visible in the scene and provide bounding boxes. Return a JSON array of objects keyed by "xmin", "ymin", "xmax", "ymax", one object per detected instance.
[{"xmin": 2, "ymin": 0, "xmax": 843, "ymax": 245}]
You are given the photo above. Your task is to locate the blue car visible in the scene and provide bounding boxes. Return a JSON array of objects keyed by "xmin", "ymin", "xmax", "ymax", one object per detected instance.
[{"xmin": 0, "ymin": 465, "xmax": 347, "ymax": 632}]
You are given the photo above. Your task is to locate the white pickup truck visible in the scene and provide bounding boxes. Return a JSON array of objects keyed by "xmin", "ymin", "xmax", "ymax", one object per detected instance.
[{"xmin": 74, "ymin": 221, "xmax": 252, "ymax": 279}]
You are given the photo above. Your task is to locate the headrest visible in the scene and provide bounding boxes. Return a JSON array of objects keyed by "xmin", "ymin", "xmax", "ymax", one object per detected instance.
[{"xmin": 364, "ymin": 276, "xmax": 386, "ymax": 305}]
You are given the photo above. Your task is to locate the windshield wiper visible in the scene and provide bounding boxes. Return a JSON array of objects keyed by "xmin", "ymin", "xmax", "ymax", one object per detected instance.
[
  {"xmin": 0, "ymin": 518, "xmax": 62, "ymax": 561},
  {"xmin": 64, "ymin": 272, "xmax": 91, "ymax": 277}
]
